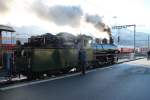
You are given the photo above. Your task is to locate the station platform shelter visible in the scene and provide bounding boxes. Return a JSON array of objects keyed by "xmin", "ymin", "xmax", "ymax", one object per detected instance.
[{"xmin": 0, "ymin": 25, "xmax": 15, "ymax": 70}]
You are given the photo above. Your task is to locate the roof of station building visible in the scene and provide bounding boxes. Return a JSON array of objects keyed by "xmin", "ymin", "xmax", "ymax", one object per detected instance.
[{"xmin": 0, "ymin": 25, "xmax": 15, "ymax": 32}]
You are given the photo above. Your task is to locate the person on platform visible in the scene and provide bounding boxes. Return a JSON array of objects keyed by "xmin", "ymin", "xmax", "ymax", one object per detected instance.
[
  {"xmin": 78, "ymin": 48, "xmax": 88, "ymax": 75},
  {"xmin": 147, "ymin": 50, "xmax": 150, "ymax": 60}
]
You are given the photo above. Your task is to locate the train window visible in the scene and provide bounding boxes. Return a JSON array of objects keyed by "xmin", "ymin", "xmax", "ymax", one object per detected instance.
[
  {"xmin": 95, "ymin": 38, "xmax": 102, "ymax": 44},
  {"xmin": 1, "ymin": 31, "xmax": 15, "ymax": 44},
  {"xmin": 95, "ymin": 38, "xmax": 99, "ymax": 44},
  {"xmin": 83, "ymin": 40, "xmax": 88, "ymax": 47}
]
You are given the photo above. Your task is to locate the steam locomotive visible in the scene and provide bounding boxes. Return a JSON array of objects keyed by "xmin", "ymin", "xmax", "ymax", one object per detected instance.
[{"xmin": 14, "ymin": 33, "xmax": 119, "ymax": 79}]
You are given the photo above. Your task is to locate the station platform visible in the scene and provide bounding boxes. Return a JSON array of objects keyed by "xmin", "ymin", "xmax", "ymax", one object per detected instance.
[
  {"xmin": 127, "ymin": 58, "xmax": 150, "ymax": 67},
  {"xmin": 0, "ymin": 57, "xmax": 145, "ymax": 82},
  {"xmin": 1, "ymin": 58, "xmax": 150, "ymax": 100}
]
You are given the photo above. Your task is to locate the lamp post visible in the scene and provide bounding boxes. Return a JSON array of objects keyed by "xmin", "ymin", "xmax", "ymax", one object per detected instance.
[{"xmin": 133, "ymin": 24, "xmax": 136, "ymax": 53}]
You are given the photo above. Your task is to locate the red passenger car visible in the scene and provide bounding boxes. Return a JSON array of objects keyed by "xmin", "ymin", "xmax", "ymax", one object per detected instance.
[{"xmin": 118, "ymin": 46, "xmax": 134, "ymax": 53}]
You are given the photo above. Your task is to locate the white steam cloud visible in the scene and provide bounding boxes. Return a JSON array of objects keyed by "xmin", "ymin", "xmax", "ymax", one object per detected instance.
[
  {"xmin": 32, "ymin": 1, "xmax": 83, "ymax": 27},
  {"xmin": 31, "ymin": 1, "xmax": 110, "ymax": 33}
]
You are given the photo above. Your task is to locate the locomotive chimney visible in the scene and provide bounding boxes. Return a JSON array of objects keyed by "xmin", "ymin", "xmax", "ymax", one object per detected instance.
[{"xmin": 104, "ymin": 26, "xmax": 114, "ymax": 44}]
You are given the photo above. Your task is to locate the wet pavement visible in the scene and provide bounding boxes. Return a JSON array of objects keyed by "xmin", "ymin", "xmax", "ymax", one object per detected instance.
[
  {"xmin": 1, "ymin": 59, "xmax": 150, "ymax": 100},
  {"xmin": 0, "ymin": 70, "xmax": 7, "ymax": 81}
]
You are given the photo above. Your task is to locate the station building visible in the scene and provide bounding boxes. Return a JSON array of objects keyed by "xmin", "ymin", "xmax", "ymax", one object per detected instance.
[{"xmin": 0, "ymin": 25, "xmax": 15, "ymax": 70}]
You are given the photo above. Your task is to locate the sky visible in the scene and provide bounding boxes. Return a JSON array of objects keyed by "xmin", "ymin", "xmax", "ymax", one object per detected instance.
[{"xmin": 0, "ymin": 0, "xmax": 150, "ymax": 38}]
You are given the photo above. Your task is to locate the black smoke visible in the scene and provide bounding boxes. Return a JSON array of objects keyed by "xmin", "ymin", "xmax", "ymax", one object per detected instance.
[
  {"xmin": 85, "ymin": 14, "xmax": 105, "ymax": 31},
  {"xmin": 85, "ymin": 14, "xmax": 112, "ymax": 37}
]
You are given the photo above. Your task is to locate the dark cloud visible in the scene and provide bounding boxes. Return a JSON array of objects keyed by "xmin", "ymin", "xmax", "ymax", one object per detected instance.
[{"xmin": 32, "ymin": 1, "xmax": 83, "ymax": 27}]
